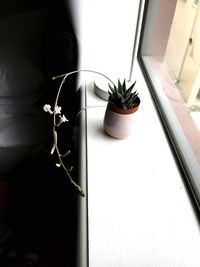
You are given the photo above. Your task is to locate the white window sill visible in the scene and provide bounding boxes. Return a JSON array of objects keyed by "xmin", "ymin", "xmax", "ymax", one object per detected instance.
[{"xmin": 76, "ymin": 62, "xmax": 200, "ymax": 267}]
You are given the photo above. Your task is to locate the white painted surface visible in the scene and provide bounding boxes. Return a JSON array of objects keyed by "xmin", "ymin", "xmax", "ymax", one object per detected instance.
[
  {"xmin": 70, "ymin": 0, "xmax": 140, "ymax": 81},
  {"xmin": 78, "ymin": 63, "xmax": 200, "ymax": 267},
  {"xmin": 74, "ymin": 1, "xmax": 200, "ymax": 266}
]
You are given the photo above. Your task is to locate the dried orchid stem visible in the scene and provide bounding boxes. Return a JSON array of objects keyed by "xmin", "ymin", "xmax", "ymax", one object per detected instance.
[
  {"xmin": 51, "ymin": 70, "xmax": 115, "ymax": 197},
  {"xmin": 55, "ymin": 144, "xmax": 85, "ymax": 197}
]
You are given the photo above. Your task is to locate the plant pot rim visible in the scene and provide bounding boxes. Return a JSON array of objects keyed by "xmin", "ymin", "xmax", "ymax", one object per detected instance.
[{"xmin": 108, "ymin": 97, "xmax": 140, "ymax": 115}]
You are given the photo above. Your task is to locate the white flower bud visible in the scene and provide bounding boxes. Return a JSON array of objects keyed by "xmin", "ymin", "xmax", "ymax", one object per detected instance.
[
  {"xmin": 43, "ymin": 104, "xmax": 53, "ymax": 114},
  {"xmin": 54, "ymin": 106, "xmax": 62, "ymax": 114}
]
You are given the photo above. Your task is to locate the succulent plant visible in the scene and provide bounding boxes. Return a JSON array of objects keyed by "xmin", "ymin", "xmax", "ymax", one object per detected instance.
[{"xmin": 108, "ymin": 79, "xmax": 139, "ymax": 109}]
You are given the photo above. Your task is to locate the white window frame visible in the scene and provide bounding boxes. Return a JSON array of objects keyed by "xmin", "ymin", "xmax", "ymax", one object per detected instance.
[{"xmin": 137, "ymin": 0, "xmax": 200, "ymax": 211}]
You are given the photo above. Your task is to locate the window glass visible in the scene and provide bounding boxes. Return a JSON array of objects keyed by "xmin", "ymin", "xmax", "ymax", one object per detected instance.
[{"xmin": 138, "ymin": 0, "xmax": 200, "ymax": 208}]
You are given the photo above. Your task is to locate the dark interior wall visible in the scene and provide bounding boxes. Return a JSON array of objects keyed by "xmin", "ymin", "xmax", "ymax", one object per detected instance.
[
  {"xmin": 0, "ymin": 0, "xmax": 79, "ymax": 107},
  {"xmin": 0, "ymin": 0, "xmax": 79, "ymax": 175},
  {"xmin": 0, "ymin": 4, "xmax": 79, "ymax": 265},
  {"xmin": 0, "ymin": 0, "xmax": 79, "ymax": 72},
  {"xmin": 0, "ymin": 0, "xmax": 77, "ymax": 47},
  {"xmin": 0, "ymin": 0, "xmax": 70, "ymax": 17}
]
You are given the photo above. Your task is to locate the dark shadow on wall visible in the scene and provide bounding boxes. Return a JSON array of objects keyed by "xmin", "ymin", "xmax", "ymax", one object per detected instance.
[
  {"xmin": 0, "ymin": 0, "xmax": 79, "ymax": 173},
  {"xmin": 0, "ymin": 1, "xmax": 79, "ymax": 265}
]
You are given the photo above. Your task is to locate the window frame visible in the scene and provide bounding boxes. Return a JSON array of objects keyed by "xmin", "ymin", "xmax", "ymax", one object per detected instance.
[{"xmin": 137, "ymin": 0, "xmax": 200, "ymax": 212}]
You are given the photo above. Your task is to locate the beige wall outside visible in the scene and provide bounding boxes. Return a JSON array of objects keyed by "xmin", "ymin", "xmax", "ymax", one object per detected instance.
[
  {"xmin": 164, "ymin": 0, "xmax": 198, "ymax": 79},
  {"xmin": 164, "ymin": 0, "xmax": 200, "ymax": 106}
]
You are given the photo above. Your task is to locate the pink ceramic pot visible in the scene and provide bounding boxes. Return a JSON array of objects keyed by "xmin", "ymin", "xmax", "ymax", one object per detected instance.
[{"xmin": 103, "ymin": 103, "xmax": 139, "ymax": 139}]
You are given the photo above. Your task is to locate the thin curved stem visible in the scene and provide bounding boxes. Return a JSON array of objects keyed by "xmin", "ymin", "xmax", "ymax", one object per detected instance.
[{"xmin": 51, "ymin": 69, "xmax": 115, "ymax": 197}]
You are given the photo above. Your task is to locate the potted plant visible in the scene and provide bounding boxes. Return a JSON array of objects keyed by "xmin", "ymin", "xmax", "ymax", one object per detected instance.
[{"xmin": 104, "ymin": 79, "xmax": 140, "ymax": 138}]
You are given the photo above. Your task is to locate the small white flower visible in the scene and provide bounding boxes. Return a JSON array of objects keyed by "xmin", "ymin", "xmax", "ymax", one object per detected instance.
[
  {"xmin": 54, "ymin": 106, "xmax": 62, "ymax": 114},
  {"xmin": 56, "ymin": 114, "xmax": 68, "ymax": 126},
  {"xmin": 59, "ymin": 114, "xmax": 68, "ymax": 123},
  {"xmin": 56, "ymin": 163, "xmax": 61, "ymax": 168},
  {"xmin": 43, "ymin": 104, "xmax": 53, "ymax": 114}
]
